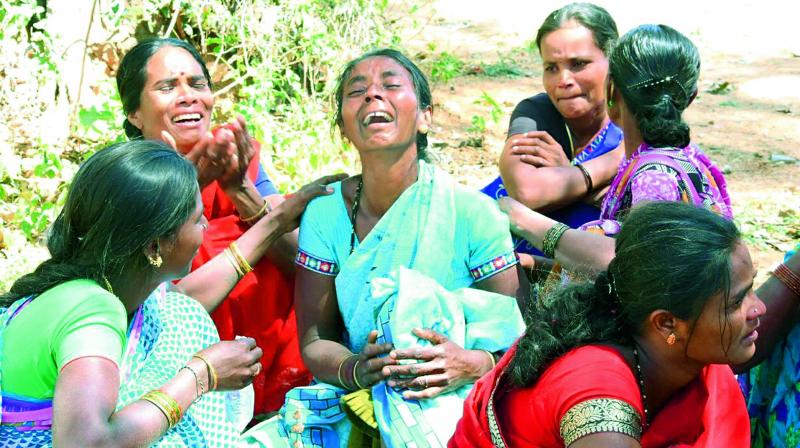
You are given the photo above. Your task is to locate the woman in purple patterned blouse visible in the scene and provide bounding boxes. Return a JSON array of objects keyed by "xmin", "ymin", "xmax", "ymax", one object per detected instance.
[{"xmin": 500, "ymin": 24, "xmax": 732, "ymax": 274}]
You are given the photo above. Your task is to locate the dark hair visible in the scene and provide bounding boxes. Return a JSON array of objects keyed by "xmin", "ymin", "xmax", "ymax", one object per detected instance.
[
  {"xmin": 116, "ymin": 38, "xmax": 212, "ymax": 139},
  {"xmin": 536, "ymin": 3, "xmax": 619, "ymax": 56},
  {"xmin": 1, "ymin": 140, "xmax": 198, "ymax": 307},
  {"xmin": 508, "ymin": 201, "xmax": 740, "ymax": 387},
  {"xmin": 333, "ymin": 48, "xmax": 432, "ymax": 161},
  {"xmin": 609, "ymin": 24, "xmax": 700, "ymax": 148}
]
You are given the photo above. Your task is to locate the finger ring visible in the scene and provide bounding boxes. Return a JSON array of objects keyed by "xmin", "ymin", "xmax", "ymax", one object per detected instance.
[{"xmin": 252, "ymin": 363, "xmax": 262, "ymax": 377}]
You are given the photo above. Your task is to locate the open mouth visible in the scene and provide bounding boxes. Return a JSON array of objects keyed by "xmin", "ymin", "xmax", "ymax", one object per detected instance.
[
  {"xmin": 172, "ymin": 113, "xmax": 203, "ymax": 125},
  {"xmin": 362, "ymin": 111, "xmax": 394, "ymax": 126}
]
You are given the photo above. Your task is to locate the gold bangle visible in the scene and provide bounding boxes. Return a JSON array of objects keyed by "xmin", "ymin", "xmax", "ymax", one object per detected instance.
[
  {"xmin": 337, "ymin": 354, "xmax": 358, "ymax": 390},
  {"xmin": 223, "ymin": 248, "xmax": 244, "ymax": 278},
  {"xmin": 141, "ymin": 390, "xmax": 182, "ymax": 428},
  {"xmin": 241, "ymin": 200, "xmax": 271, "ymax": 224},
  {"xmin": 192, "ymin": 354, "xmax": 218, "ymax": 390},
  {"xmin": 180, "ymin": 364, "xmax": 206, "ymax": 402},
  {"xmin": 229, "ymin": 242, "xmax": 253, "ymax": 275},
  {"xmin": 480, "ymin": 350, "xmax": 497, "ymax": 370},
  {"xmin": 352, "ymin": 359, "xmax": 366, "ymax": 390}
]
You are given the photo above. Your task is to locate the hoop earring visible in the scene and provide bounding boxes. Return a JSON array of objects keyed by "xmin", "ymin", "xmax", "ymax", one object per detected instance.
[{"xmin": 666, "ymin": 332, "xmax": 677, "ymax": 346}]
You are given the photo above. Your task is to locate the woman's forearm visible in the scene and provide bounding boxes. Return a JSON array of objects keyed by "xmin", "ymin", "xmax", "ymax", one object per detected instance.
[
  {"xmin": 178, "ymin": 211, "xmax": 283, "ymax": 312},
  {"xmin": 516, "ymin": 215, "xmax": 614, "ymax": 275},
  {"xmin": 224, "ymin": 179, "xmax": 266, "ymax": 221},
  {"xmin": 301, "ymin": 338, "xmax": 355, "ymax": 388},
  {"xmin": 503, "ymin": 166, "xmax": 589, "ymax": 212},
  {"xmin": 54, "ymin": 358, "xmax": 208, "ymax": 448},
  {"xmin": 106, "ymin": 360, "xmax": 207, "ymax": 446}
]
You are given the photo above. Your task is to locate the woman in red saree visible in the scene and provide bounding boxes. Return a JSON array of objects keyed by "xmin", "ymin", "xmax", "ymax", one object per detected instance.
[
  {"xmin": 450, "ymin": 201, "xmax": 763, "ymax": 447},
  {"xmin": 116, "ymin": 38, "xmax": 310, "ymax": 415}
]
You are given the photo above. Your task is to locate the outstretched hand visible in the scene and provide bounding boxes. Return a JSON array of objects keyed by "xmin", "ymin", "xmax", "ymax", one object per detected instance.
[{"xmin": 381, "ymin": 328, "xmax": 491, "ymax": 400}]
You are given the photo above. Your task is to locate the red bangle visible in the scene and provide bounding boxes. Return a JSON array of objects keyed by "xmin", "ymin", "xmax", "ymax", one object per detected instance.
[{"xmin": 774, "ymin": 263, "xmax": 800, "ymax": 298}]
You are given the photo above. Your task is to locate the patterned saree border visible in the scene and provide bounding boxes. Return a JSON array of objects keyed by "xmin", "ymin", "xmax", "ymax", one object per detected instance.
[
  {"xmin": 470, "ymin": 252, "xmax": 519, "ymax": 282},
  {"xmin": 295, "ymin": 250, "xmax": 339, "ymax": 276},
  {"xmin": 559, "ymin": 397, "xmax": 642, "ymax": 445}
]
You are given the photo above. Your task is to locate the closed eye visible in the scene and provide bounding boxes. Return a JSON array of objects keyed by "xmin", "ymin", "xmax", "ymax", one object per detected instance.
[{"xmin": 572, "ymin": 60, "xmax": 589, "ymax": 70}]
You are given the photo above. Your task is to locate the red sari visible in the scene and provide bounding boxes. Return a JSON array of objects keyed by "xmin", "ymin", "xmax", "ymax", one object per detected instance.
[
  {"xmin": 449, "ymin": 345, "xmax": 749, "ymax": 447},
  {"xmin": 193, "ymin": 145, "xmax": 311, "ymax": 414}
]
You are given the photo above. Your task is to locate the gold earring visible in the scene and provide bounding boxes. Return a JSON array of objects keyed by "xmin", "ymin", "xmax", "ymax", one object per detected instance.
[
  {"xmin": 418, "ymin": 124, "xmax": 429, "ymax": 135},
  {"xmin": 666, "ymin": 332, "xmax": 677, "ymax": 345},
  {"xmin": 148, "ymin": 253, "xmax": 163, "ymax": 268}
]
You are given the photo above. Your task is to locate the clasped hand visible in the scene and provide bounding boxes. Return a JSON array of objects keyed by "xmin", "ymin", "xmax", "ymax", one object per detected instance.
[
  {"xmin": 161, "ymin": 115, "xmax": 255, "ymax": 189},
  {"xmin": 363, "ymin": 328, "xmax": 489, "ymax": 400},
  {"xmin": 508, "ymin": 130, "xmax": 569, "ymax": 168}
]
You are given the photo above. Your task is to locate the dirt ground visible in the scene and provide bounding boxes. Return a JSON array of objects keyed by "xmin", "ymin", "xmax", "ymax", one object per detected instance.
[{"xmin": 399, "ymin": 0, "xmax": 800, "ymax": 277}]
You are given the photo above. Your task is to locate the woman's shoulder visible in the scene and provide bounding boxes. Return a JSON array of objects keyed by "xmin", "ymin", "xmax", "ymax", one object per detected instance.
[
  {"xmin": 547, "ymin": 344, "xmax": 632, "ymax": 376},
  {"xmin": 510, "ymin": 93, "xmax": 562, "ymax": 124},
  {"xmin": 38, "ymin": 279, "xmax": 121, "ymax": 310},
  {"xmin": 302, "ymin": 179, "xmax": 347, "ymax": 217},
  {"xmin": 515, "ymin": 92, "xmax": 557, "ymax": 111}
]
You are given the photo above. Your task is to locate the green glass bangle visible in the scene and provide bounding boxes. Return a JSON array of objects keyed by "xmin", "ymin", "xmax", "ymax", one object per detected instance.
[{"xmin": 542, "ymin": 223, "xmax": 570, "ymax": 259}]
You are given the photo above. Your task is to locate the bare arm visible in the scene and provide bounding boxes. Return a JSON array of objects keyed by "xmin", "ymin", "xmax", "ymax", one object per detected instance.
[
  {"xmin": 177, "ymin": 209, "xmax": 282, "ymax": 312},
  {"xmin": 178, "ymin": 174, "xmax": 347, "ymax": 312},
  {"xmin": 499, "ymin": 133, "xmax": 623, "ymax": 212},
  {"xmin": 569, "ymin": 432, "xmax": 641, "ymax": 448},
  {"xmin": 474, "ymin": 265, "xmax": 527, "ymax": 311},
  {"xmin": 262, "ymin": 194, "xmax": 299, "ymax": 276},
  {"xmin": 52, "ymin": 339, "xmax": 260, "ymax": 447},
  {"xmin": 734, "ymin": 252, "xmax": 800, "ymax": 372},
  {"xmin": 295, "ymin": 268, "xmax": 351, "ymax": 384},
  {"xmin": 499, "ymin": 197, "xmax": 614, "ymax": 275}
]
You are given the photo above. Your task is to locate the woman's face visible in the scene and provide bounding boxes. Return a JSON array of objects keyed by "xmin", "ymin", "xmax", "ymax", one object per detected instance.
[
  {"xmin": 339, "ymin": 56, "xmax": 431, "ymax": 154},
  {"xmin": 684, "ymin": 242, "xmax": 765, "ymax": 365},
  {"xmin": 158, "ymin": 191, "xmax": 207, "ymax": 279},
  {"xmin": 540, "ymin": 22, "xmax": 609, "ymax": 121},
  {"xmin": 127, "ymin": 46, "xmax": 213, "ymax": 153}
]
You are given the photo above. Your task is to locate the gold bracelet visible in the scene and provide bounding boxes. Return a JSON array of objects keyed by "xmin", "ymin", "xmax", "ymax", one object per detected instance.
[
  {"xmin": 241, "ymin": 200, "xmax": 271, "ymax": 224},
  {"xmin": 480, "ymin": 350, "xmax": 497, "ymax": 370},
  {"xmin": 141, "ymin": 390, "xmax": 182, "ymax": 428},
  {"xmin": 337, "ymin": 354, "xmax": 358, "ymax": 390},
  {"xmin": 229, "ymin": 242, "xmax": 253, "ymax": 275},
  {"xmin": 352, "ymin": 359, "xmax": 366, "ymax": 390},
  {"xmin": 180, "ymin": 364, "xmax": 206, "ymax": 402},
  {"xmin": 222, "ymin": 248, "xmax": 244, "ymax": 278},
  {"xmin": 192, "ymin": 354, "xmax": 218, "ymax": 390}
]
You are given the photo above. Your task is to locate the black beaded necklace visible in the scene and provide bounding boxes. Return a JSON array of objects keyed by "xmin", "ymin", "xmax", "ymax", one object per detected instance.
[
  {"xmin": 349, "ymin": 177, "xmax": 364, "ymax": 254},
  {"xmin": 632, "ymin": 345, "xmax": 650, "ymax": 429}
]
